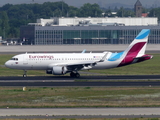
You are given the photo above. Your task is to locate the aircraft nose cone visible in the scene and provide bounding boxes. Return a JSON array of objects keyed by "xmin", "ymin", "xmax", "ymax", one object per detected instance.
[{"xmin": 5, "ymin": 61, "xmax": 9, "ymax": 68}]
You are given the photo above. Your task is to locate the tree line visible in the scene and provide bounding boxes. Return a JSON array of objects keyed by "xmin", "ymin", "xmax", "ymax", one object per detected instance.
[{"xmin": 0, "ymin": 1, "xmax": 159, "ymax": 39}]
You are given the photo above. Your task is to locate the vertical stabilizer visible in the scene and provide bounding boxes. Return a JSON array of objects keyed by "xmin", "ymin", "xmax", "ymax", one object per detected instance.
[
  {"xmin": 118, "ymin": 29, "xmax": 151, "ymax": 67},
  {"xmin": 123, "ymin": 29, "xmax": 150, "ymax": 58}
]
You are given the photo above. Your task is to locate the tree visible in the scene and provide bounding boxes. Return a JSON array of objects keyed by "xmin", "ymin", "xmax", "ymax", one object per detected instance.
[
  {"xmin": 79, "ymin": 3, "xmax": 102, "ymax": 17},
  {"xmin": 8, "ymin": 27, "xmax": 19, "ymax": 38},
  {"xmin": 68, "ymin": 6, "xmax": 79, "ymax": 17},
  {"xmin": 105, "ymin": 9, "xmax": 112, "ymax": 17},
  {"xmin": 148, "ymin": 8, "xmax": 160, "ymax": 19},
  {"xmin": 116, "ymin": 7, "xmax": 135, "ymax": 17},
  {"xmin": 0, "ymin": 4, "xmax": 13, "ymax": 11},
  {"xmin": 0, "ymin": 19, "xmax": 2, "ymax": 37},
  {"xmin": 0, "ymin": 11, "xmax": 10, "ymax": 39}
]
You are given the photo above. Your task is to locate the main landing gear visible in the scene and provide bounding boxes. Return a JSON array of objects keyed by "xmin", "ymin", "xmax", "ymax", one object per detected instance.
[
  {"xmin": 23, "ymin": 70, "xmax": 27, "ymax": 77},
  {"xmin": 22, "ymin": 70, "xmax": 80, "ymax": 78},
  {"xmin": 70, "ymin": 72, "xmax": 80, "ymax": 78}
]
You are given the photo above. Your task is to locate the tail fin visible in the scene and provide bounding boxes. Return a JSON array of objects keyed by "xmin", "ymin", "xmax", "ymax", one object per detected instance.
[
  {"xmin": 123, "ymin": 29, "xmax": 150, "ymax": 58},
  {"xmin": 118, "ymin": 29, "xmax": 152, "ymax": 67}
]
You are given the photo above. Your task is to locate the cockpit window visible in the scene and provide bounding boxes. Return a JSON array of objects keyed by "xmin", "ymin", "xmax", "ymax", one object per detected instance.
[{"xmin": 10, "ymin": 58, "xmax": 18, "ymax": 61}]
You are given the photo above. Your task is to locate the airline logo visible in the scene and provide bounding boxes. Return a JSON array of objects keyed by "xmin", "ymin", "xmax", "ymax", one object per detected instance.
[{"xmin": 29, "ymin": 55, "xmax": 54, "ymax": 59}]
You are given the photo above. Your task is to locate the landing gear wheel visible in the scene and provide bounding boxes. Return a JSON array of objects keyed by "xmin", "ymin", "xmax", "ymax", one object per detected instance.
[
  {"xmin": 23, "ymin": 70, "xmax": 27, "ymax": 77},
  {"xmin": 75, "ymin": 73, "xmax": 80, "ymax": 78},
  {"xmin": 23, "ymin": 74, "xmax": 27, "ymax": 77},
  {"xmin": 70, "ymin": 72, "xmax": 75, "ymax": 78},
  {"xmin": 70, "ymin": 72, "xmax": 80, "ymax": 78}
]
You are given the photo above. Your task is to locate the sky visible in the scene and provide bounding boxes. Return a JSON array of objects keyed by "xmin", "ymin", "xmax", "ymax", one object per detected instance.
[{"xmin": 0, "ymin": 0, "xmax": 159, "ymax": 8}]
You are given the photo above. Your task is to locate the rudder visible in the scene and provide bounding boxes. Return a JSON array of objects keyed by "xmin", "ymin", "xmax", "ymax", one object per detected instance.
[
  {"xmin": 118, "ymin": 29, "xmax": 151, "ymax": 67},
  {"xmin": 123, "ymin": 29, "xmax": 150, "ymax": 58}
]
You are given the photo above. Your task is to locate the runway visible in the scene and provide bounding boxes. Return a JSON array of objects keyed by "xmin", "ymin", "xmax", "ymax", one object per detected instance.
[
  {"xmin": 0, "ymin": 75, "xmax": 160, "ymax": 86},
  {"xmin": 0, "ymin": 44, "xmax": 160, "ymax": 53},
  {"xmin": 1, "ymin": 75, "xmax": 160, "ymax": 80},
  {"xmin": 0, "ymin": 75, "xmax": 160, "ymax": 118},
  {"xmin": 0, "ymin": 108, "xmax": 160, "ymax": 118},
  {"xmin": 0, "ymin": 44, "xmax": 159, "ymax": 55},
  {"xmin": 0, "ymin": 50, "xmax": 159, "ymax": 55}
]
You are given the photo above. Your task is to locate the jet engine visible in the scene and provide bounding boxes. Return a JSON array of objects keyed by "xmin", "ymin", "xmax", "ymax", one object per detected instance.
[{"xmin": 46, "ymin": 66, "xmax": 67, "ymax": 75}]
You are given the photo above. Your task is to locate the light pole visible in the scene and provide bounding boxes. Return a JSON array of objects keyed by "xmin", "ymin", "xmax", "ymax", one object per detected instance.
[{"xmin": 3, "ymin": 27, "xmax": 5, "ymax": 40}]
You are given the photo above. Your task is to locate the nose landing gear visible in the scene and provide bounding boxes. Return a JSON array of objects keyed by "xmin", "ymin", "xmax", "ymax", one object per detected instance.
[{"xmin": 23, "ymin": 70, "xmax": 27, "ymax": 77}]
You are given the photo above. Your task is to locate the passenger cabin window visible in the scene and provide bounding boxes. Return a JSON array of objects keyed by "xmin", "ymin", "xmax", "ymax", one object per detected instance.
[{"xmin": 11, "ymin": 58, "xmax": 18, "ymax": 61}]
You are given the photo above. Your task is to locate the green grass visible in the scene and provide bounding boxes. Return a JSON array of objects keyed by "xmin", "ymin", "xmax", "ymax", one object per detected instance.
[
  {"xmin": 0, "ymin": 87, "xmax": 160, "ymax": 108},
  {"xmin": 0, "ymin": 54, "xmax": 159, "ymax": 76}
]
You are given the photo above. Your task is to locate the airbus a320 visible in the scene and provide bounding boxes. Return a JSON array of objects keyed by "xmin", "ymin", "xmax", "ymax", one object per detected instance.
[{"xmin": 5, "ymin": 29, "xmax": 153, "ymax": 78}]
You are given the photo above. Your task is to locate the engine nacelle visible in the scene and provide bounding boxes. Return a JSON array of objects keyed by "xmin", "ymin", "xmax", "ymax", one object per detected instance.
[{"xmin": 46, "ymin": 66, "xmax": 67, "ymax": 75}]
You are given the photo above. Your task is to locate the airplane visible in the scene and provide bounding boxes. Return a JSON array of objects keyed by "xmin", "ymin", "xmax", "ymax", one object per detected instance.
[{"xmin": 5, "ymin": 29, "xmax": 153, "ymax": 78}]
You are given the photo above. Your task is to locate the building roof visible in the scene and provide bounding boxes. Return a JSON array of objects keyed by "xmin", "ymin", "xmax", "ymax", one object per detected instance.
[
  {"xmin": 135, "ymin": 0, "xmax": 142, "ymax": 6},
  {"xmin": 142, "ymin": 13, "xmax": 148, "ymax": 17}
]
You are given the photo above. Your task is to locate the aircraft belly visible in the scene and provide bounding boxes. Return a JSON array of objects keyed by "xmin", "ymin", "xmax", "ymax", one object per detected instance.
[
  {"xmin": 92, "ymin": 61, "xmax": 120, "ymax": 70},
  {"xmin": 23, "ymin": 61, "xmax": 48, "ymax": 70}
]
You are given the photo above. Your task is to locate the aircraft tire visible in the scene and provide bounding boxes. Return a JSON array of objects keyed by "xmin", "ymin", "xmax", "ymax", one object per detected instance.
[
  {"xmin": 70, "ymin": 72, "xmax": 75, "ymax": 78},
  {"xmin": 75, "ymin": 73, "xmax": 80, "ymax": 78},
  {"xmin": 23, "ymin": 74, "xmax": 27, "ymax": 77}
]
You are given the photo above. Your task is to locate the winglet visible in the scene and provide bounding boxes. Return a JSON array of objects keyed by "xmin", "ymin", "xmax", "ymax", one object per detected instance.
[
  {"xmin": 99, "ymin": 53, "xmax": 108, "ymax": 62},
  {"xmin": 81, "ymin": 49, "xmax": 86, "ymax": 53}
]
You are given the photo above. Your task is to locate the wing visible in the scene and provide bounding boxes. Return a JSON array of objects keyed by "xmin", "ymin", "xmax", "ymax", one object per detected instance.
[
  {"xmin": 48, "ymin": 53, "xmax": 108, "ymax": 71},
  {"xmin": 64, "ymin": 61, "xmax": 98, "ymax": 71}
]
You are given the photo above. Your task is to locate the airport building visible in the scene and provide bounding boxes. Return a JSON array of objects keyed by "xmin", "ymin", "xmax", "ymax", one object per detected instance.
[
  {"xmin": 20, "ymin": 17, "xmax": 160, "ymax": 45},
  {"xmin": 20, "ymin": 0, "xmax": 160, "ymax": 45}
]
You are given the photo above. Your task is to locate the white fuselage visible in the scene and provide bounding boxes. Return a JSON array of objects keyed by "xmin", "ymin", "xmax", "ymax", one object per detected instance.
[{"xmin": 5, "ymin": 52, "xmax": 121, "ymax": 70}]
